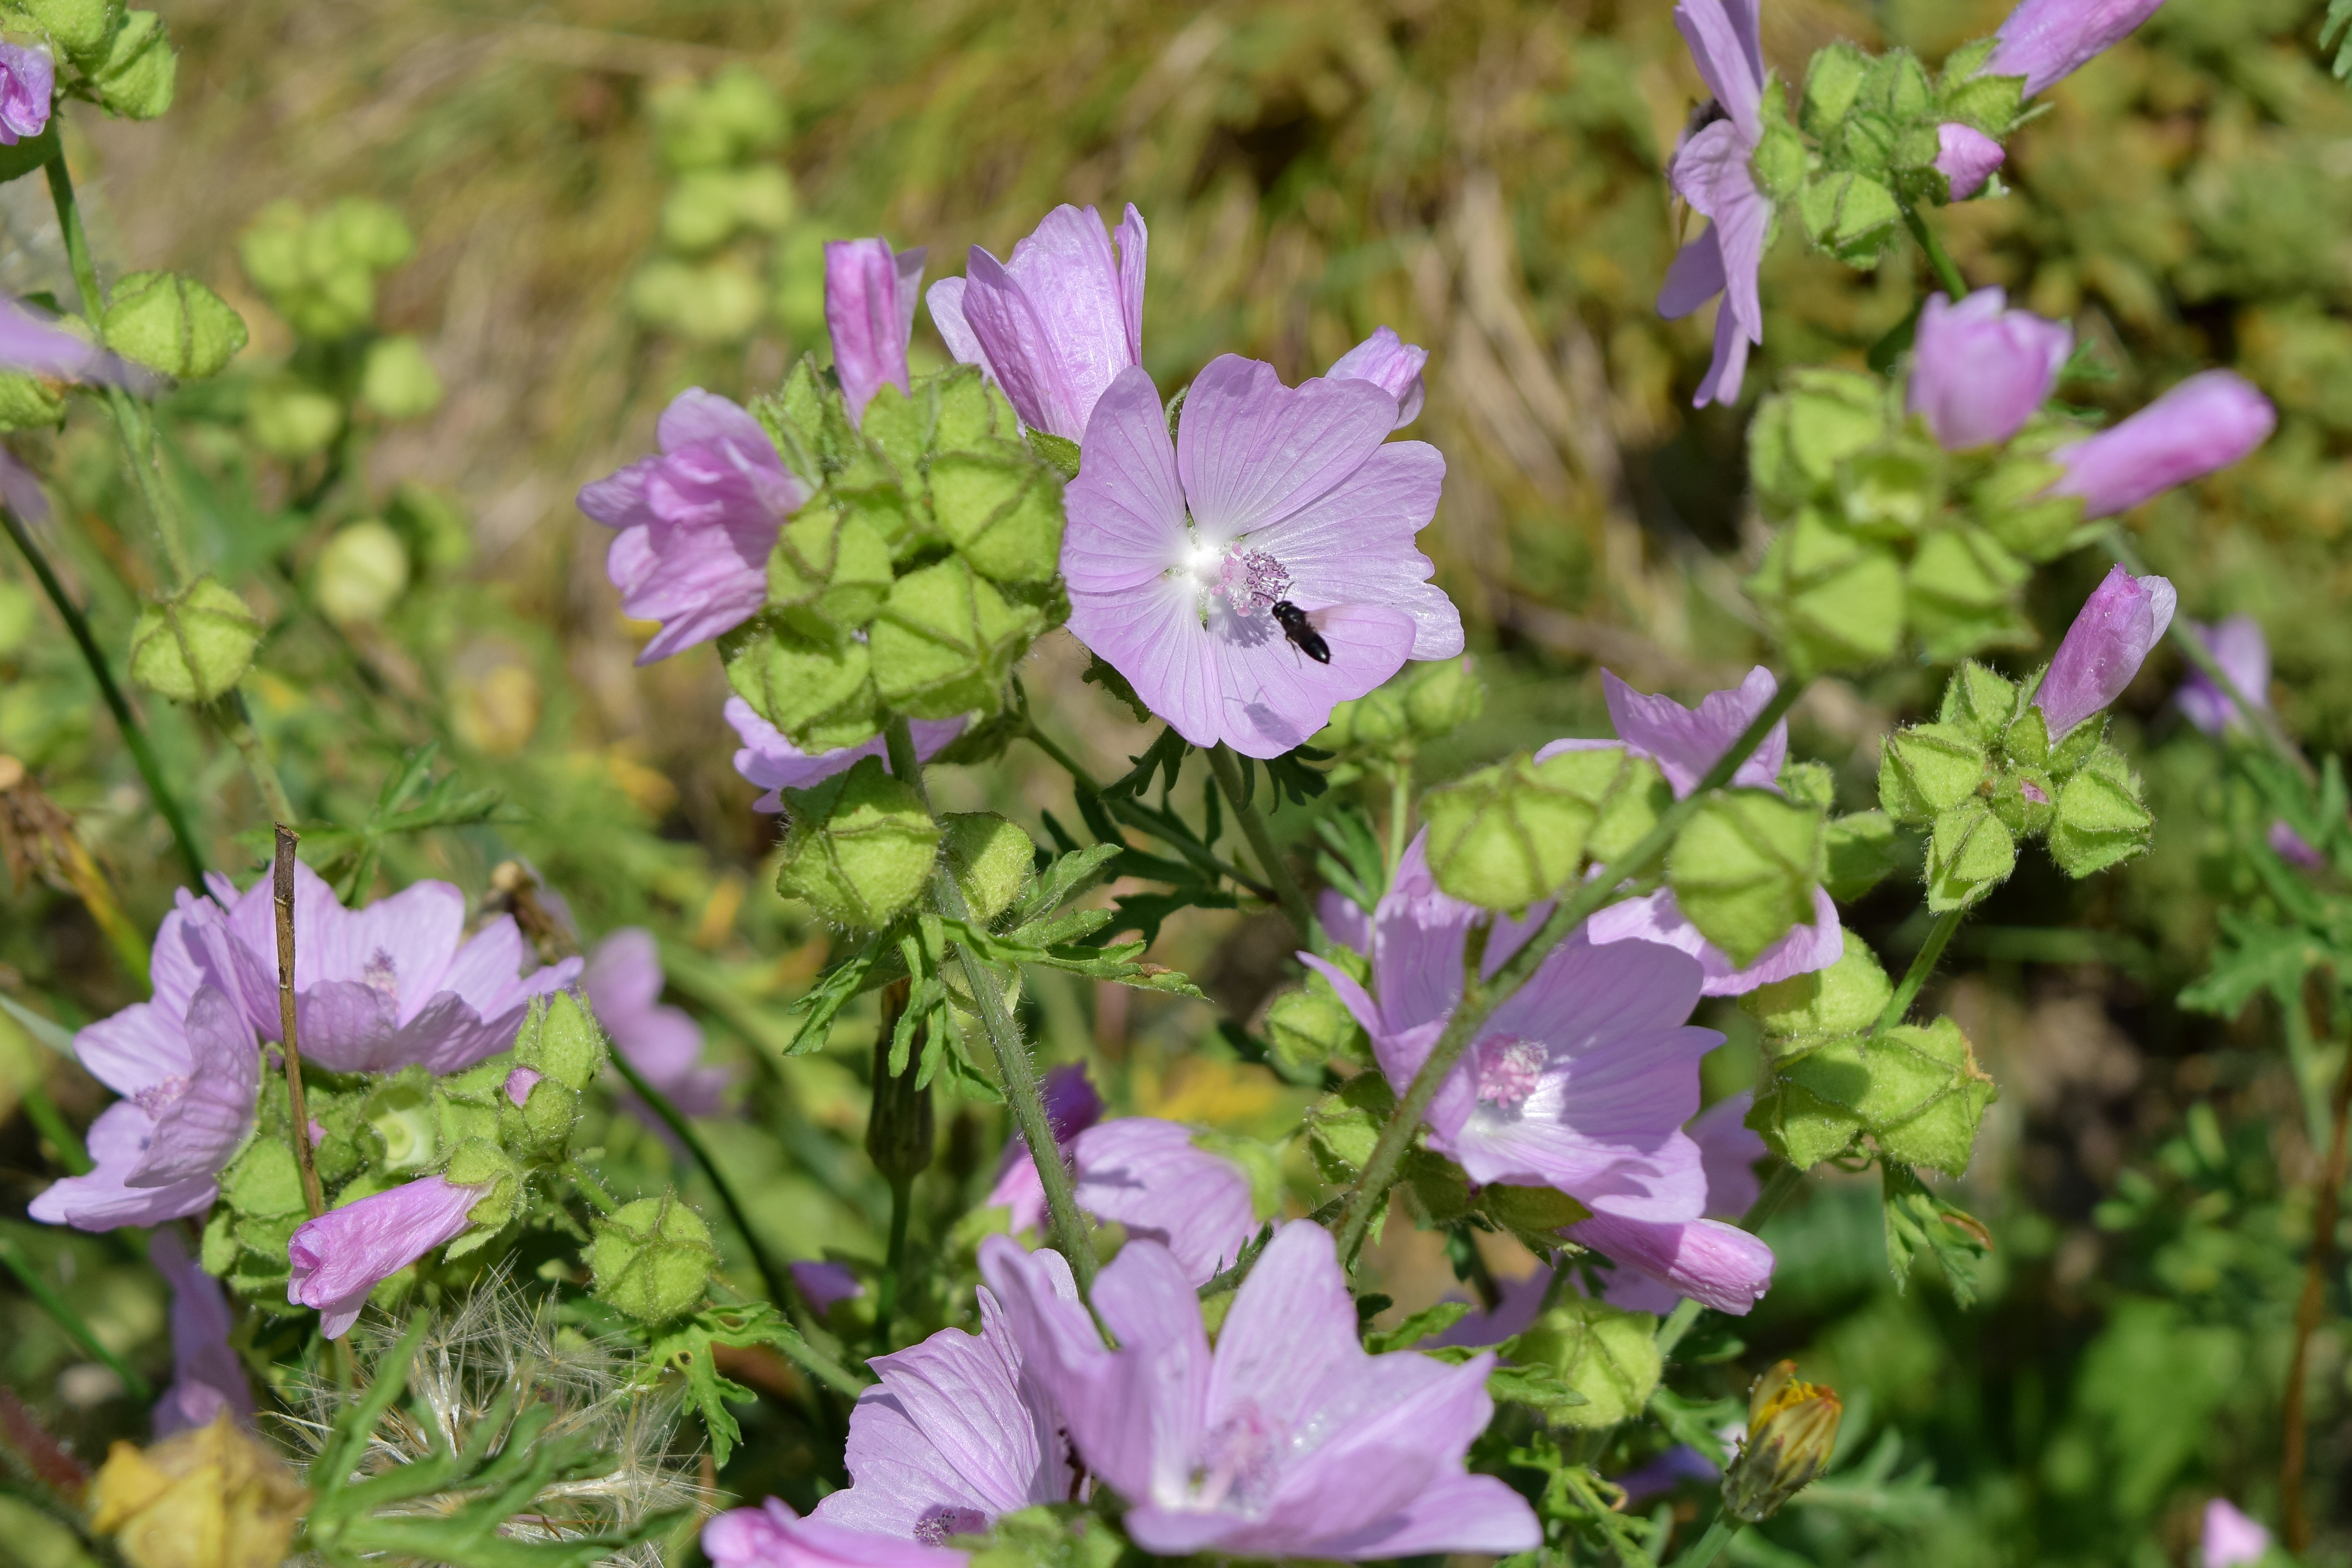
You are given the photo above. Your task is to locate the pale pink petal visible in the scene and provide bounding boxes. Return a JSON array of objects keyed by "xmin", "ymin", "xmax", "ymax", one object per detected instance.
[{"xmin": 1175, "ymin": 356, "xmax": 1399, "ymax": 545}]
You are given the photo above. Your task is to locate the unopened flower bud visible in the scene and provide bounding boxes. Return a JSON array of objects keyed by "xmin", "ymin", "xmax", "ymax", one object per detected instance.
[
  {"xmin": 246, "ymin": 378, "xmax": 343, "ymax": 459},
  {"xmin": 775, "ymin": 755, "xmax": 941, "ymax": 929},
  {"xmin": 1983, "ymin": 0, "xmax": 2166, "ymax": 98},
  {"xmin": 17, "ymin": 0, "xmax": 120, "ymax": 66},
  {"xmin": 2033, "ymin": 565, "xmax": 2175, "ymax": 740},
  {"xmin": 90, "ymin": 9, "xmax": 173, "ymax": 120},
  {"xmin": 2201, "ymin": 1499, "xmax": 2271, "ymax": 1568},
  {"xmin": 943, "ymin": 812, "xmax": 1035, "ymax": 925},
  {"xmin": 513, "ymin": 990, "xmax": 605, "ymax": 1090},
  {"xmin": 1262, "ymin": 973, "xmax": 1370, "ymax": 1076},
  {"xmin": 2048, "ymin": 371, "xmax": 2275, "ymax": 519},
  {"xmin": 1318, "ymin": 685, "xmax": 1409, "ymax": 752},
  {"xmin": 88, "ymin": 1416, "xmax": 308, "ymax": 1568},
  {"xmin": 101, "ymin": 271, "xmax": 246, "ymax": 381},
  {"xmin": 127, "ymin": 575, "xmax": 261, "ymax": 704},
  {"xmin": 587, "ymin": 1192, "xmax": 719, "ymax": 1323},
  {"xmin": 0, "ymin": 369, "xmax": 65, "ymax": 430},
  {"xmin": 1908, "ymin": 288, "xmax": 2068, "ymax": 451},
  {"xmin": 1933, "ymin": 123, "xmax": 2005, "ymax": 200},
  {"xmin": 1404, "ymin": 655, "xmax": 1484, "ymax": 740},
  {"xmin": 0, "ymin": 43, "xmax": 54, "ymax": 145},
  {"xmin": 1721, "ymin": 1361, "xmax": 1842, "ymax": 1522}
]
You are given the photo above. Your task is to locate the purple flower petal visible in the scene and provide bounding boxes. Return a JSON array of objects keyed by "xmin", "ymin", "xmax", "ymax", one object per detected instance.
[
  {"xmin": 126, "ymin": 986, "xmax": 258, "ymax": 1188},
  {"xmin": 150, "ymin": 1230, "xmax": 253, "ymax": 1438},
  {"xmin": 1175, "ymin": 356, "xmax": 1398, "ymax": 546},
  {"xmin": 583, "ymin": 927, "xmax": 731, "ymax": 1117},
  {"xmin": 947, "ymin": 205, "xmax": 1147, "ymax": 442},
  {"xmin": 1934, "ymin": 123, "xmax": 2007, "ymax": 200},
  {"xmin": 793, "ymin": 1261, "xmax": 867, "ymax": 1315},
  {"xmin": 1660, "ymin": 228, "xmax": 1729, "ymax": 321},
  {"xmin": 1587, "ymin": 665, "xmax": 1788, "ymax": 798},
  {"xmin": 0, "ymin": 44, "xmax": 52, "ymax": 145},
  {"xmin": 28, "ymin": 1101, "xmax": 217, "ymax": 1230},
  {"xmin": 1249, "ymin": 441, "xmax": 1460, "ymax": 660},
  {"xmin": 1691, "ymin": 1090, "xmax": 1765, "ymax": 1219},
  {"xmin": 2048, "ymin": 371, "xmax": 2276, "ymax": 520},
  {"xmin": 1673, "ymin": 0, "xmax": 1765, "ymax": 140},
  {"xmin": 1584, "ymin": 885, "xmax": 1845, "ymax": 997},
  {"xmin": 726, "ymin": 697, "xmax": 966, "ymax": 810},
  {"xmin": 983, "ymin": 1063, "xmax": 1104, "ymax": 1233},
  {"xmin": 2271, "ymin": 820, "xmax": 2325, "ymax": 869},
  {"xmin": 2034, "ymin": 565, "xmax": 2177, "ymax": 738},
  {"xmin": 1909, "ymin": 287, "xmax": 2070, "ymax": 451},
  {"xmin": 2177, "ymin": 614, "xmax": 2270, "ymax": 737},
  {"xmin": 1985, "ymin": 0, "xmax": 2168, "ymax": 97},
  {"xmin": 287, "ymin": 1175, "xmax": 487, "ymax": 1339},
  {"xmin": 1327, "ymin": 327, "xmax": 1429, "ymax": 429},
  {"xmin": 707, "ymin": 1498, "xmax": 971, "ymax": 1568},
  {"xmin": 1569, "ymin": 1210, "xmax": 1776, "ymax": 1315},
  {"xmin": 1070, "ymin": 1118, "xmax": 1259, "ymax": 1286},
  {"xmin": 826, "ymin": 240, "xmax": 928, "ymax": 426},
  {"xmin": 1425, "ymin": 1267, "xmax": 1555, "ymax": 1349},
  {"xmin": 2201, "ymin": 1499, "xmax": 2272, "ymax": 1568}
]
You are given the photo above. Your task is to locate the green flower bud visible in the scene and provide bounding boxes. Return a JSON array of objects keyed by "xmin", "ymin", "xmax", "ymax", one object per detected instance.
[
  {"xmin": 434, "ymin": 1062, "xmax": 504, "ymax": 1150},
  {"xmin": 127, "ymin": 574, "xmax": 260, "ymax": 703},
  {"xmin": 2047, "ymin": 744, "xmax": 2153, "ymax": 877},
  {"xmin": 1744, "ymin": 938, "xmax": 1889, "ymax": 1053},
  {"xmin": 1317, "ymin": 686, "xmax": 1410, "ymax": 753},
  {"xmin": 1422, "ymin": 747, "xmax": 1667, "ymax": 911},
  {"xmin": 650, "ymin": 65, "xmax": 785, "ymax": 171},
  {"xmin": 1751, "ymin": 118, "xmax": 1808, "ymax": 204},
  {"xmin": 1404, "ymin": 655, "xmax": 1485, "ymax": 740},
  {"xmin": 358, "ymin": 334, "xmax": 443, "ymax": 420},
  {"xmin": 1822, "ymin": 810, "xmax": 1901, "ymax": 902},
  {"xmin": 2001, "ymin": 702, "xmax": 2051, "ymax": 769},
  {"xmin": 1837, "ymin": 441, "xmax": 1942, "ymax": 538},
  {"xmin": 1666, "ymin": 789, "xmax": 1826, "ymax": 967},
  {"xmin": 1925, "ymin": 797, "xmax": 2016, "ymax": 910},
  {"xmin": 776, "ymin": 755, "xmax": 941, "ymax": 929},
  {"xmin": 1937, "ymin": 659, "xmax": 2020, "ymax": 747},
  {"xmin": 660, "ymin": 166, "xmax": 795, "ymax": 252},
  {"xmin": 1305, "ymin": 1075, "xmax": 1392, "ymax": 1180},
  {"xmin": 90, "ymin": 9, "xmax": 173, "ymax": 119},
  {"xmin": 314, "ymin": 198, "xmax": 415, "ymax": 274},
  {"xmin": 1906, "ymin": 527, "xmax": 2029, "ymax": 662},
  {"xmin": 247, "ymin": 378, "xmax": 344, "ymax": 459},
  {"xmin": 17, "ymin": 0, "xmax": 122, "ymax": 63},
  {"xmin": 1262, "ymin": 969, "xmax": 1371, "ymax": 1076},
  {"xmin": 1778, "ymin": 759, "xmax": 1836, "ymax": 811},
  {"xmin": 222, "ymin": 1137, "xmax": 305, "ymax": 1220},
  {"xmin": 1972, "ymin": 452, "xmax": 2080, "ymax": 562},
  {"xmin": 1750, "ymin": 371, "xmax": 1890, "ymax": 512},
  {"xmin": 1722, "ymin": 1363, "xmax": 1843, "ymax": 1522},
  {"xmin": 1802, "ymin": 41, "xmax": 1870, "ymax": 138},
  {"xmin": 724, "ymin": 619, "xmax": 880, "ymax": 752},
  {"xmin": 358, "ymin": 1066, "xmax": 438, "ymax": 1174},
  {"xmin": 944, "ymin": 812, "xmax": 1035, "ymax": 925},
  {"xmin": 502, "ymin": 1069, "xmax": 580, "ymax": 1163},
  {"xmin": 1876, "ymin": 722, "xmax": 1986, "ymax": 825},
  {"xmin": 1988, "ymin": 765, "xmax": 2057, "ymax": 837},
  {"xmin": 101, "ymin": 271, "xmax": 246, "ymax": 381},
  {"xmin": 858, "ymin": 383, "xmax": 928, "ymax": 479},
  {"xmin": 515, "ymin": 991, "xmax": 605, "ymax": 1091},
  {"xmin": 1511, "ymin": 1298, "xmax": 1662, "ymax": 1430},
  {"xmin": 313, "ymin": 519, "xmax": 410, "ymax": 627},
  {"xmin": 868, "ymin": 557, "xmax": 1043, "ymax": 720},
  {"xmin": 929, "ymin": 448, "xmax": 1065, "ymax": 584},
  {"xmin": 1866, "ymin": 1018, "xmax": 1997, "ymax": 1174},
  {"xmin": 931, "ymin": 364, "xmax": 1009, "ymax": 453},
  {"xmin": 587, "ymin": 1192, "xmax": 719, "ymax": 1323},
  {"xmin": 1938, "ymin": 43, "xmax": 2026, "ymax": 137},
  {"xmin": 0, "ymin": 369, "xmax": 65, "ymax": 430}
]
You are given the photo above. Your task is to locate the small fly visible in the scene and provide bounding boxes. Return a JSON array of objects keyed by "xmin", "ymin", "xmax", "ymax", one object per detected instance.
[{"xmin": 1269, "ymin": 599, "xmax": 1330, "ymax": 664}]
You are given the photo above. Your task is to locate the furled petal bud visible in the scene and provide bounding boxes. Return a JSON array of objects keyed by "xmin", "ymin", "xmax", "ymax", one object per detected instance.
[
  {"xmin": 2048, "ymin": 371, "xmax": 2276, "ymax": 519},
  {"xmin": 287, "ymin": 1175, "xmax": 488, "ymax": 1339},
  {"xmin": 706, "ymin": 1497, "xmax": 968, "ymax": 1568},
  {"xmin": 1933, "ymin": 123, "xmax": 2005, "ymax": 200},
  {"xmin": 1909, "ymin": 288, "xmax": 2069, "ymax": 451},
  {"xmin": 1328, "ymin": 325, "xmax": 1429, "ymax": 429},
  {"xmin": 0, "ymin": 43, "xmax": 54, "ymax": 144},
  {"xmin": 2033, "ymin": 565, "xmax": 2176, "ymax": 738},
  {"xmin": 789, "ymin": 1260, "xmax": 865, "ymax": 1314},
  {"xmin": 1721, "ymin": 1361, "xmax": 1842, "ymax": 1522},
  {"xmin": 1984, "ymin": 0, "xmax": 2167, "ymax": 98},
  {"xmin": 2176, "ymin": 614, "xmax": 2269, "ymax": 737},
  {"xmin": 1565, "ymin": 1210, "xmax": 1776, "ymax": 1315},
  {"xmin": 2270, "ymin": 820, "xmax": 2324, "ymax": 870},
  {"xmin": 2201, "ymin": 1500, "xmax": 2271, "ymax": 1568},
  {"xmin": 824, "ymin": 238, "xmax": 926, "ymax": 426}
]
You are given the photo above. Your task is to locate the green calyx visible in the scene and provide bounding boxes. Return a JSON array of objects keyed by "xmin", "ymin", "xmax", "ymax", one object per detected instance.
[
  {"xmin": 1319, "ymin": 655, "xmax": 1486, "ymax": 757},
  {"xmin": 1749, "ymin": 1013, "xmax": 1998, "ymax": 1175},
  {"xmin": 1263, "ymin": 965, "xmax": 1372, "ymax": 1078},
  {"xmin": 1509, "ymin": 1298, "xmax": 1662, "ymax": 1429},
  {"xmin": 101, "ymin": 271, "xmax": 247, "ymax": 380},
  {"xmin": 775, "ymin": 755, "xmax": 942, "ymax": 930},
  {"xmin": 1421, "ymin": 745, "xmax": 1668, "ymax": 910},
  {"xmin": 1666, "ymin": 787, "xmax": 1828, "ymax": 967},
  {"xmin": 127, "ymin": 574, "xmax": 262, "ymax": 703},
  {"xmin": 587, "ymin": 1192, "xmax": 720, "ymax": 1324}
]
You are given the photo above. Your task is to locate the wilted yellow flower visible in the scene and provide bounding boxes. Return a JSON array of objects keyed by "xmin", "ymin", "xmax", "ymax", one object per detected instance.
[
  {"xmin": 87, "ymin": 1415, "xmax": 309, "ymax": 1568},
  {"xmin": 1720, "ymin": 1360, "xmax": 1842, "ymax": 1523}
]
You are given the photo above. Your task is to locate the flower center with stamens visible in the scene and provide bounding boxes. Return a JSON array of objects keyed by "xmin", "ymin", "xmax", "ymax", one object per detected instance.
[
  {"xmin": 1221, "ymin": 548, "xmax": 1291, "ymax": 614},
  {"xmin": 132, "ymin": 1076, "xmax": 189, "ymax": 1118},
  {"xmin": 1473, "ymin": 1035, "xmax": 1548, "ymax": 1110},
  {"xmin": 1189, "ymin": 1397, "xmax": 1279, "ymax": 1513},
  {"xmin": 363, "ymin": 948, "xmax": 400, "ymax": 999},
  {"xmin": 913, "ymin": 1507, "xmax": 988, "ymax": 1545}
]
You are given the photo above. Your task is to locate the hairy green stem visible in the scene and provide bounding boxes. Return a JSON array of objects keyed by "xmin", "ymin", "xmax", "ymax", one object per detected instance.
[
  {"xmin": 1332, "ymin": 679, "xmax": 1809, "ymax": 1265},
  {"xmin": 0, "ymin": 1234, "xmax": 152, "ymax": 1399},
  {"xmin": 1873, "ymin": 905, "xmax": 1966, "ymax": 1038},
  {"xmin": 1902, "ymin": 206, "xmax": 1968, "ymax": 303},
  {"xmin": 603, "ymin": 1045, "xmax": 867, "ymax": 1397},
  {"xmin": 1388, "ymin": 760, "xmax": 1413, "ymax": 882},
  {"xmin": 1675, "ymin": 1511, "xmax": 1743, "ymax": 1568},
  {"xmin": 218, "ymin": 692, "xmax": 295, "ymax": 825},
  {"xmin": 0, "ymin": 505, "xmax": 206, "ymax": 883},
  {"xmin": 1206, "ymin": 742, "xmax": 1317, "ymax": 943},
  {"xmin": 888, "ymin": 716, "xmax": 1100, "ymax": 1289}
]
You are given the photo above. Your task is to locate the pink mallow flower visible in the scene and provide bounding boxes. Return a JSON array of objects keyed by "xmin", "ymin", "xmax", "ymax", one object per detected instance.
[
  {"xmin": 1304, "ymin": 837, "xmax": 1775, "ymax": 1314},
  {"xmin": 2033, "ymin": 565, "xmax": 2176, "ymax": 739},
  {"xmin": 1933, "ymin": 123, "xmax": 2006, "ymax": 200},
  {"xmin": 583, "ymin": 927, "xmax": 731, "ymax": 1117},
  {"xmin": 2049, "ymin": 371, "xmax": 2275, "ymax": 520},
  {"xmin": 31, "ymin": 905, "xmax": 258, "ymax": 1231},
  {"xmin": 707, "ymin": 1499, "xmax": 968, "ymax": 1568},
  {"xmin": 982, "ymin": 1224, "xmax": 1541, "ymax": 1560},
  {"xmin": 1658, "ymin": 0, "xmax": 1772, "ymax": 408},
  {"xmin": 1909, "ymin": 288, "xmax": 2071, "ymax": 451},
  {"xmin": 203, "ymin": 857, "xmax": 581, "ymax": 1076},
  {"xmin": 2177, "ymin": 614, "xmax": 2269, "ymax": 737},
  {"xmin": 0, "ymin": 44, "xmax": 52, "ymax": 144},
  {"xmin": 809, "ymin": 1260, "xmax": 1078, "ymax": 1544},
  {"xmin": 1985, "ymin": 0, "xmax": 2168, "ymax": 98},
  {"xmin": 725, "ymin": 696, "xmax": 966, "ymax": 811},
  {"xmin": 287, "ymin": 1175, "xmax": 488, "ymax": 1340},
  {"xmin": 1328, "ymin": 326, "xmax": 1430, "ymax": 430},
  {"xmin": 1543, "ymin": 667, "xmax": 1843, "ymax": 996},
  {"xmin": 928, "ymin": 204, "xmax": 1147, "ymax": 443},
  {"xmin": 827, "ymin": 238, "xmax": 927, "ymax": 427},
  {"xmin": 2201, "ymin": 1499, "xmax": 2272, "ymax": 1568},
  {"xmin": 149, "ymin": 1229, "xmax": 254, "ymax": 1437},
  {"xmin": 579, "ymin": 389, "xmax": 808, "ymax": 663},
  {"xmin": 1575, "ymin": 1090, "xmax": 1772, "ymax": 1314},
  {"xmin": 1063, "ymin": 356, "xmax": 1461, "ymax": 758}
]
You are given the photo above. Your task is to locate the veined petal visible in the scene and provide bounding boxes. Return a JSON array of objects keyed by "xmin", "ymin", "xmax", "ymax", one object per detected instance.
[
  {"xmin": 1212, "ymin": 602, "xmax": 1417, "ymax": 759},
  {"xmin": 1175, "ymin": 356, "xmax": 1399, "ymax": 545}
]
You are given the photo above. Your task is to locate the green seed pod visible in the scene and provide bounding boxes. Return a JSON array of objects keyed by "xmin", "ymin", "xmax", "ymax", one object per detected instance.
[
  {"xmin": 775, "ymin": 755, "xmax": 942, "ymax": 930},
  {"xmin": 127, "ymin": 574, "xmax": 261, "ymax": 704},
  {"xmin": 1665, "ymin": 789, "xmax": 1828, "ymax": 967},
  {"xmin": 514, "ymin": 991, "xmax": 605, "ymax": 1091},
  {"xmin": 0, "ymin": 369, "xmax": 66, "ymax": 430},
  {"xmin": 101, "ymin": 271, "xmax": 246, "ymax": 381},
  {"xmin": 17, "ymin": 0, "xmax": 122, "ymax": 64},
  {"xmin": 313, "ymin": 519, "xmax": 410, "ymax": 627},
  {"xmin": 247, "ymin": 378, "xmax": 344, "ymax": 459},
  {"xmin": 587, "ymin": 1192, "xmax": 719, "ymax": 1323},
  {"xmin": 90, "ymin": 9, "xmax": 174, "ymax": 120},
  {"xmin": 359, "ymin": 334, "xmax": 444, "ymax": 420},
  {"xmin": 1403, "ymin": 655, "xmax": 1485, "ymax": 741},
  {"xmin": 1511, "ymin": 1298, "xmax": 1663, "ymax": 1430}
]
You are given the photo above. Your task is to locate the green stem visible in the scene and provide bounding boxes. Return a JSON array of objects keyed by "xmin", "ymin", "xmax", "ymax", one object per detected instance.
[
  {"xmin": 1902, "ymin": 206, "xmax": 1968, "ymax": 303},
  {"xmin": 216, "ymin": 692, "xmax": 295, "ymax": 825},
  {"xmin": 874, "ymin": 1175, "xmax": 912, "ymax": 1352},
  {"xmin": 602, "ymin": 1045, "xmax": 868, "ymax": 1397},
  {"xmin": 41, "ymin": 150, "xmax": 190, "ymax": 586},
  {"xmin": 1018, "ymin": 717, "xmax": 1273, "ymax": 898},
  {"xmin": 1559, "ymin": 1463, "xmax": 1660, "ymax": 1568},
  {"xmin": 1332, "ymin": 679, "xmax": 1809, "ymax": 1265},
  {"xmin": 1206, "ymin": 742, "xmax": 1317, "ymax": 943},
  {"xmin": 563, "ymin": 1157, "xmax": 621, "ymax": 1215},
  {"xmin": 2104, "ymin": 529, "xmax": 2314, "ymax": 784},
  {"xmin": 888, "ymin": 717, "xmax": 1100, "ymax": 1289},
  {"xmin": 1872, "ymin": 906, "xmax": 1966, "ymax": 1037},
  {"xmin": 0, "ymin": 505, "xmax": 205, "ymax": 883},
  {"xmin": 1388, "ymin": 760, "xmax": 1413, "ymax": 882},
  {"xmin": 1675, "ymin": 1511, "xmax": 1743, "ymax": 1568},
  {"xmin": 0, "ymin": 1234, "xmax": 152, "ymax": 1399}
]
